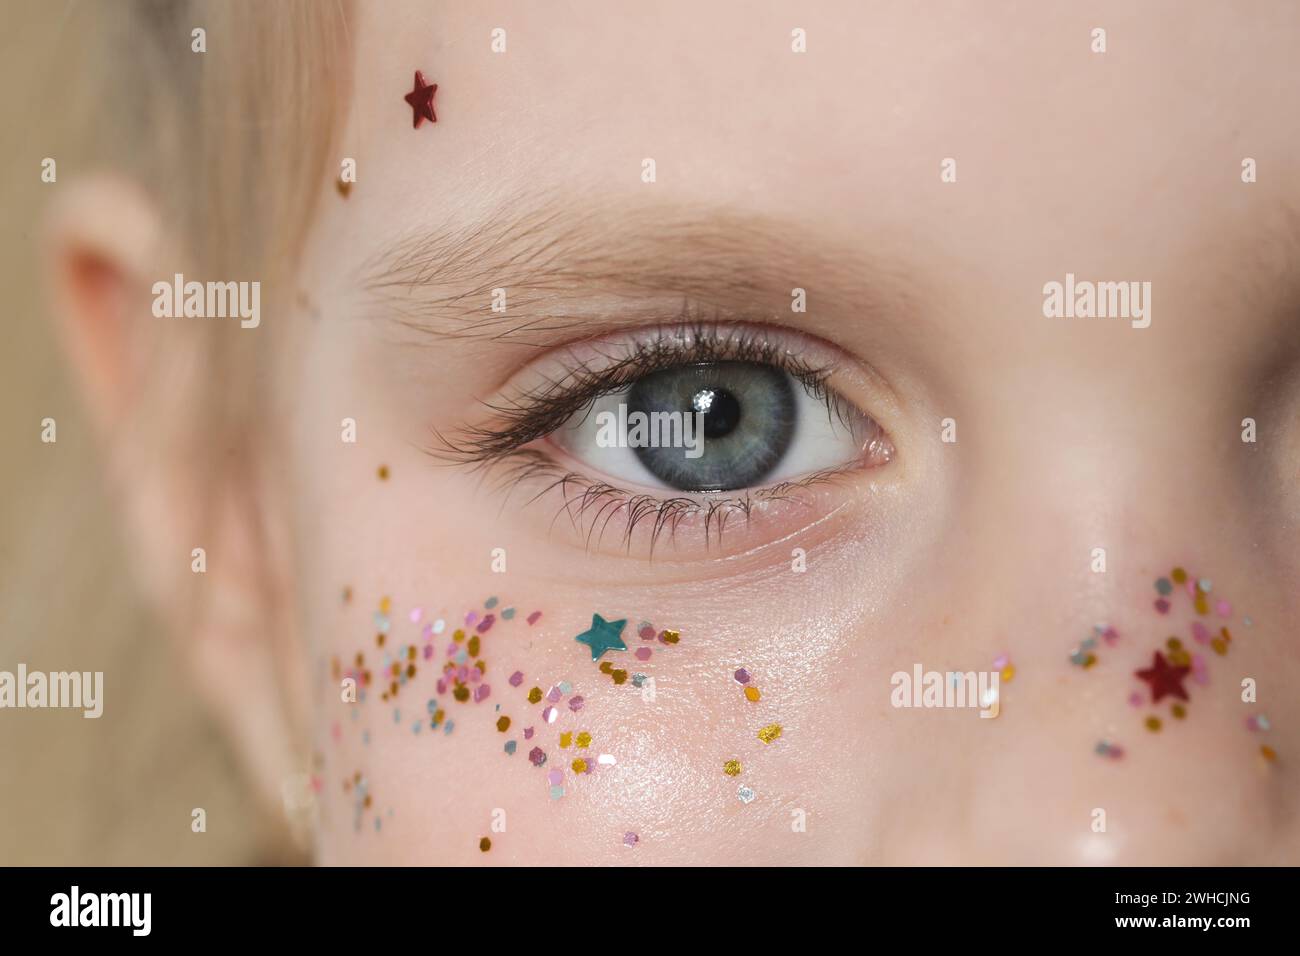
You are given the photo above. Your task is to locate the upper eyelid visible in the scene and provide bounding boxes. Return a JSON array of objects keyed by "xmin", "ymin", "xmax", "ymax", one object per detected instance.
[{"xmin": 431, "ymin": 319, "xmax": 859, "ymax": 466}]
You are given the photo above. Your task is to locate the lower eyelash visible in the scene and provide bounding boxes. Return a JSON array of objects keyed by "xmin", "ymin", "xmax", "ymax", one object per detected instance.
[{"xmin": 482, "ymin": 449, "xmax": 850, "ymax": 555}]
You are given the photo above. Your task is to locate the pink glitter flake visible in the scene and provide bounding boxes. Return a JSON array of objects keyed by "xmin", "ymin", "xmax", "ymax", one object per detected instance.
[
  {"xmin": 542, "ymin": 706, "xmax": 558, "ymax": 724},
  {"xmin": 465, "ymin": 611, "xmax": 479, "ymax": 627},
  {"xmin": 991, "ymin": 654, "xmax": 1009, "ymax": 670},
  {"xmin": 473, "ymin": 684, "xmax": 491, "ymax": 703},
  {"xmin": 546, "ymin": 686, "xmax": 562, "ymax": 703},
  {"xmin": 409, "ymin": 608, "xmax": 423, "ymax": 623},
  {"xmin": 528, "ymin": 747, "xmax": 546, "ymax": 767},
  {"xmin": 526, "ymin": 611, "xmax": 542, "ymax": 625},
  {"xmin": 547, "ymin": 769, "xmax": 563, "ymax": 786},
  {"xmin": 638, "ymin": 624, "xmax": 656, "ymax": 641},
  {"xmin": 635, "ymin": 647, "xmax": 652, "ymax": 661},
  {"xmin": 523, "ymin": 726, "xmax": 534, "ymax": 740},
  {"xmin": 1154, "ymin": 599, "xmax": 1170, "ymax": 614},
  {"xmin": 623, "ymin": 832, "xmax": 639, "ymax": 848},
  {"xmin": 476, "ymin": 614, "xmax": 495, "ymax": 633},
  {"xmin": 1192, "ymin": 621, "xmax": 1210, "ymax": 644},
  {"xmin": 422, "ymin": 644, "xmax": 433, "ymax": 660},
  {"xmin": 1191, "ymin": 654, "xmax": 1209, "ymax": 685},
  {"xmin": 568, "ymin": 695, "xmax": 585, "ymax": 712},
  {"xmin": 508, "ymin": 670, "xmax": 524, "ymax": 687},
  {"xmin": 1101, "ymin": 626, "xmax": 1119, "ymax": 646},
  {"xmin": 1128, "ymin": 691, "xmax": 1143, "ymax": 708},
  {"xmin": 1216, "ymin": 600, "xmax": 1232, "ymax": 618}
]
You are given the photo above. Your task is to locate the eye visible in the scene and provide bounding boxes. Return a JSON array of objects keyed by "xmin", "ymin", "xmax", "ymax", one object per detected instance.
[
  {"xmin": 432, "ymin": 321, "xmax": 898, "ymax": 555},
  {"xmin": 549, "ymin": 358, "xmax": 886, "ymax": 492}
]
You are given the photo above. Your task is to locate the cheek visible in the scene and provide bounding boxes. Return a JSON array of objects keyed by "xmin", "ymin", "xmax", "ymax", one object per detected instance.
[
  {"xmin": 864, "ymin": 555, "xmax": 1291, "ymax": 865},
  {"xmin": 309, "ymin": 568, "xmax": 870, "ymax": 864}
]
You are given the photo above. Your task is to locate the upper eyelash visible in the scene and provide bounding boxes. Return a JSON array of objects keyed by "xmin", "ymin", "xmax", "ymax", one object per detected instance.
[{"xmin": 430, "ymin": 319, "xmax": 848, "ymax": 466}]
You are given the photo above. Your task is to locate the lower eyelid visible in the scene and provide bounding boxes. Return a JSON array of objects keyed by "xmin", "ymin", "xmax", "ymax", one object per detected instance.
[{"xmin": 485, "ymin": 446, "xmax": 862, "ymax": 559}]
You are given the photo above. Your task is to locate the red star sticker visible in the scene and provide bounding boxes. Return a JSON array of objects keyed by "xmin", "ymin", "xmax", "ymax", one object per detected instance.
[
  {"xmin": 404, "ymin": 70, "xmax": 437, "ymax": 128},
  {"xmin": 1135, "ymin": 651, "xmax": 1191, "ymax": 703}
]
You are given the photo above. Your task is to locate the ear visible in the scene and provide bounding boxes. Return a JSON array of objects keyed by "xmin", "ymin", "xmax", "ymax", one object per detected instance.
[{"xmin": 41, "ymin": 176, "xmax": 308, "ymax": 824}]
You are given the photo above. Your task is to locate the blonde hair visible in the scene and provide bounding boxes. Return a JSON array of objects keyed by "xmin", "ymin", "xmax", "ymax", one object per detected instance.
[{"xmin": 0, "ymin": 0, "xmax": 352, "ymax": 862}]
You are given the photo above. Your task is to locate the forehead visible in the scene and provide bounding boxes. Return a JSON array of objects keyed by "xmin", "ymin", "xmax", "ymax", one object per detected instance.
[
  {"xmin": 332, "ymin": 1, "xmax": 1300, "ymax": 365},
  {"xmin": 353, "ymin": 3, "xmax": 1298, "ymax": 215}
]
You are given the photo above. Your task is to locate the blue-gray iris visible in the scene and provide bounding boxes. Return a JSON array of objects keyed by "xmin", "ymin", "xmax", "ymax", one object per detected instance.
[{"xmin": 626, "ymin": 361, "xmax": 796, "ymax": 491}]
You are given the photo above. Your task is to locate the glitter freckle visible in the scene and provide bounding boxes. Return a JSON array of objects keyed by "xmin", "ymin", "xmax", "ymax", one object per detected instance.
[{"xmin": 757, "ymin": 724, "xmax": 783, "ymax": 744}]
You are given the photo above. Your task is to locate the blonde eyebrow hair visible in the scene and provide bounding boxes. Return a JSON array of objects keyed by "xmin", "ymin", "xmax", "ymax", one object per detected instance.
[{"xmin": 358, "ymin": 194, "xmax": 920, "ymax": 348}]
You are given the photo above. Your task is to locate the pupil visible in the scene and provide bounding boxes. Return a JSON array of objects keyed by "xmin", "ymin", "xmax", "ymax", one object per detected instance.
[{"xmin": 692, "ymin": 387, "xmax": 741, "ymax": 439}]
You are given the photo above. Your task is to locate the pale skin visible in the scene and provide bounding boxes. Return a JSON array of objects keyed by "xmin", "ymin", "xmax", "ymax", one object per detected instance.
[{"xmin": 48, "ymin": 1, "xmax": 1300, "ymax": 864}]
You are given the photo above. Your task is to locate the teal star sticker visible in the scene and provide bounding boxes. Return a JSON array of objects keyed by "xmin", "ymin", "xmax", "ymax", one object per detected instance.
[{"xmin": 574, "ymin": 614, "xmax": 627, "ymax": 661}]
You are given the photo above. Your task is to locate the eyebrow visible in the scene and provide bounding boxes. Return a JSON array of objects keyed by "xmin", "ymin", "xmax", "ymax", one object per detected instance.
[{"xmin": 358, "ymin": 195, "xmax": 921, "ymax": 349}]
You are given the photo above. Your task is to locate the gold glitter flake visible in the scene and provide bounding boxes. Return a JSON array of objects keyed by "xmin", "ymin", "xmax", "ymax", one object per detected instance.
[
  {"xmin": 724, "ymin": 760, "xmax": 742, "ymax": 776},
  {"xmin": 744, "ymin": 686, "xmax": 761, "ymax": 702},
  {"xmin": 661, "ymin": 629, "xmax": 680, "ymax": 644},
  {"xmin": 571, "ymin": 759, "xmax": 588, "ymax": 773},
  {"xmin": 1171, "ymin": 567, "xmax": 1187, "ymax": 583},
  {"xmin": 575, "ymin": 731, "xmax": 592, "ymax": 748},
  {"xmin": 496, "ymin": 716, "xmax": 511, "ymax": 732},
  {"xmin": 1146, "ymin": 716, "xmax": 1162, "ymax": 732},
  {"xmin": 479, "ymin": 837, "xmax": 491, "ymax": 852},
  {"xmin": 527, "ymin": 687, "xmax": 543, "ymax": 704},
  {"xmin": 560, "ymin": 732, "xmax": 572, "ymax": 749},
  {"xmin": 758, "ymin": 723, "xmax": 783, "ymax": 744}
]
